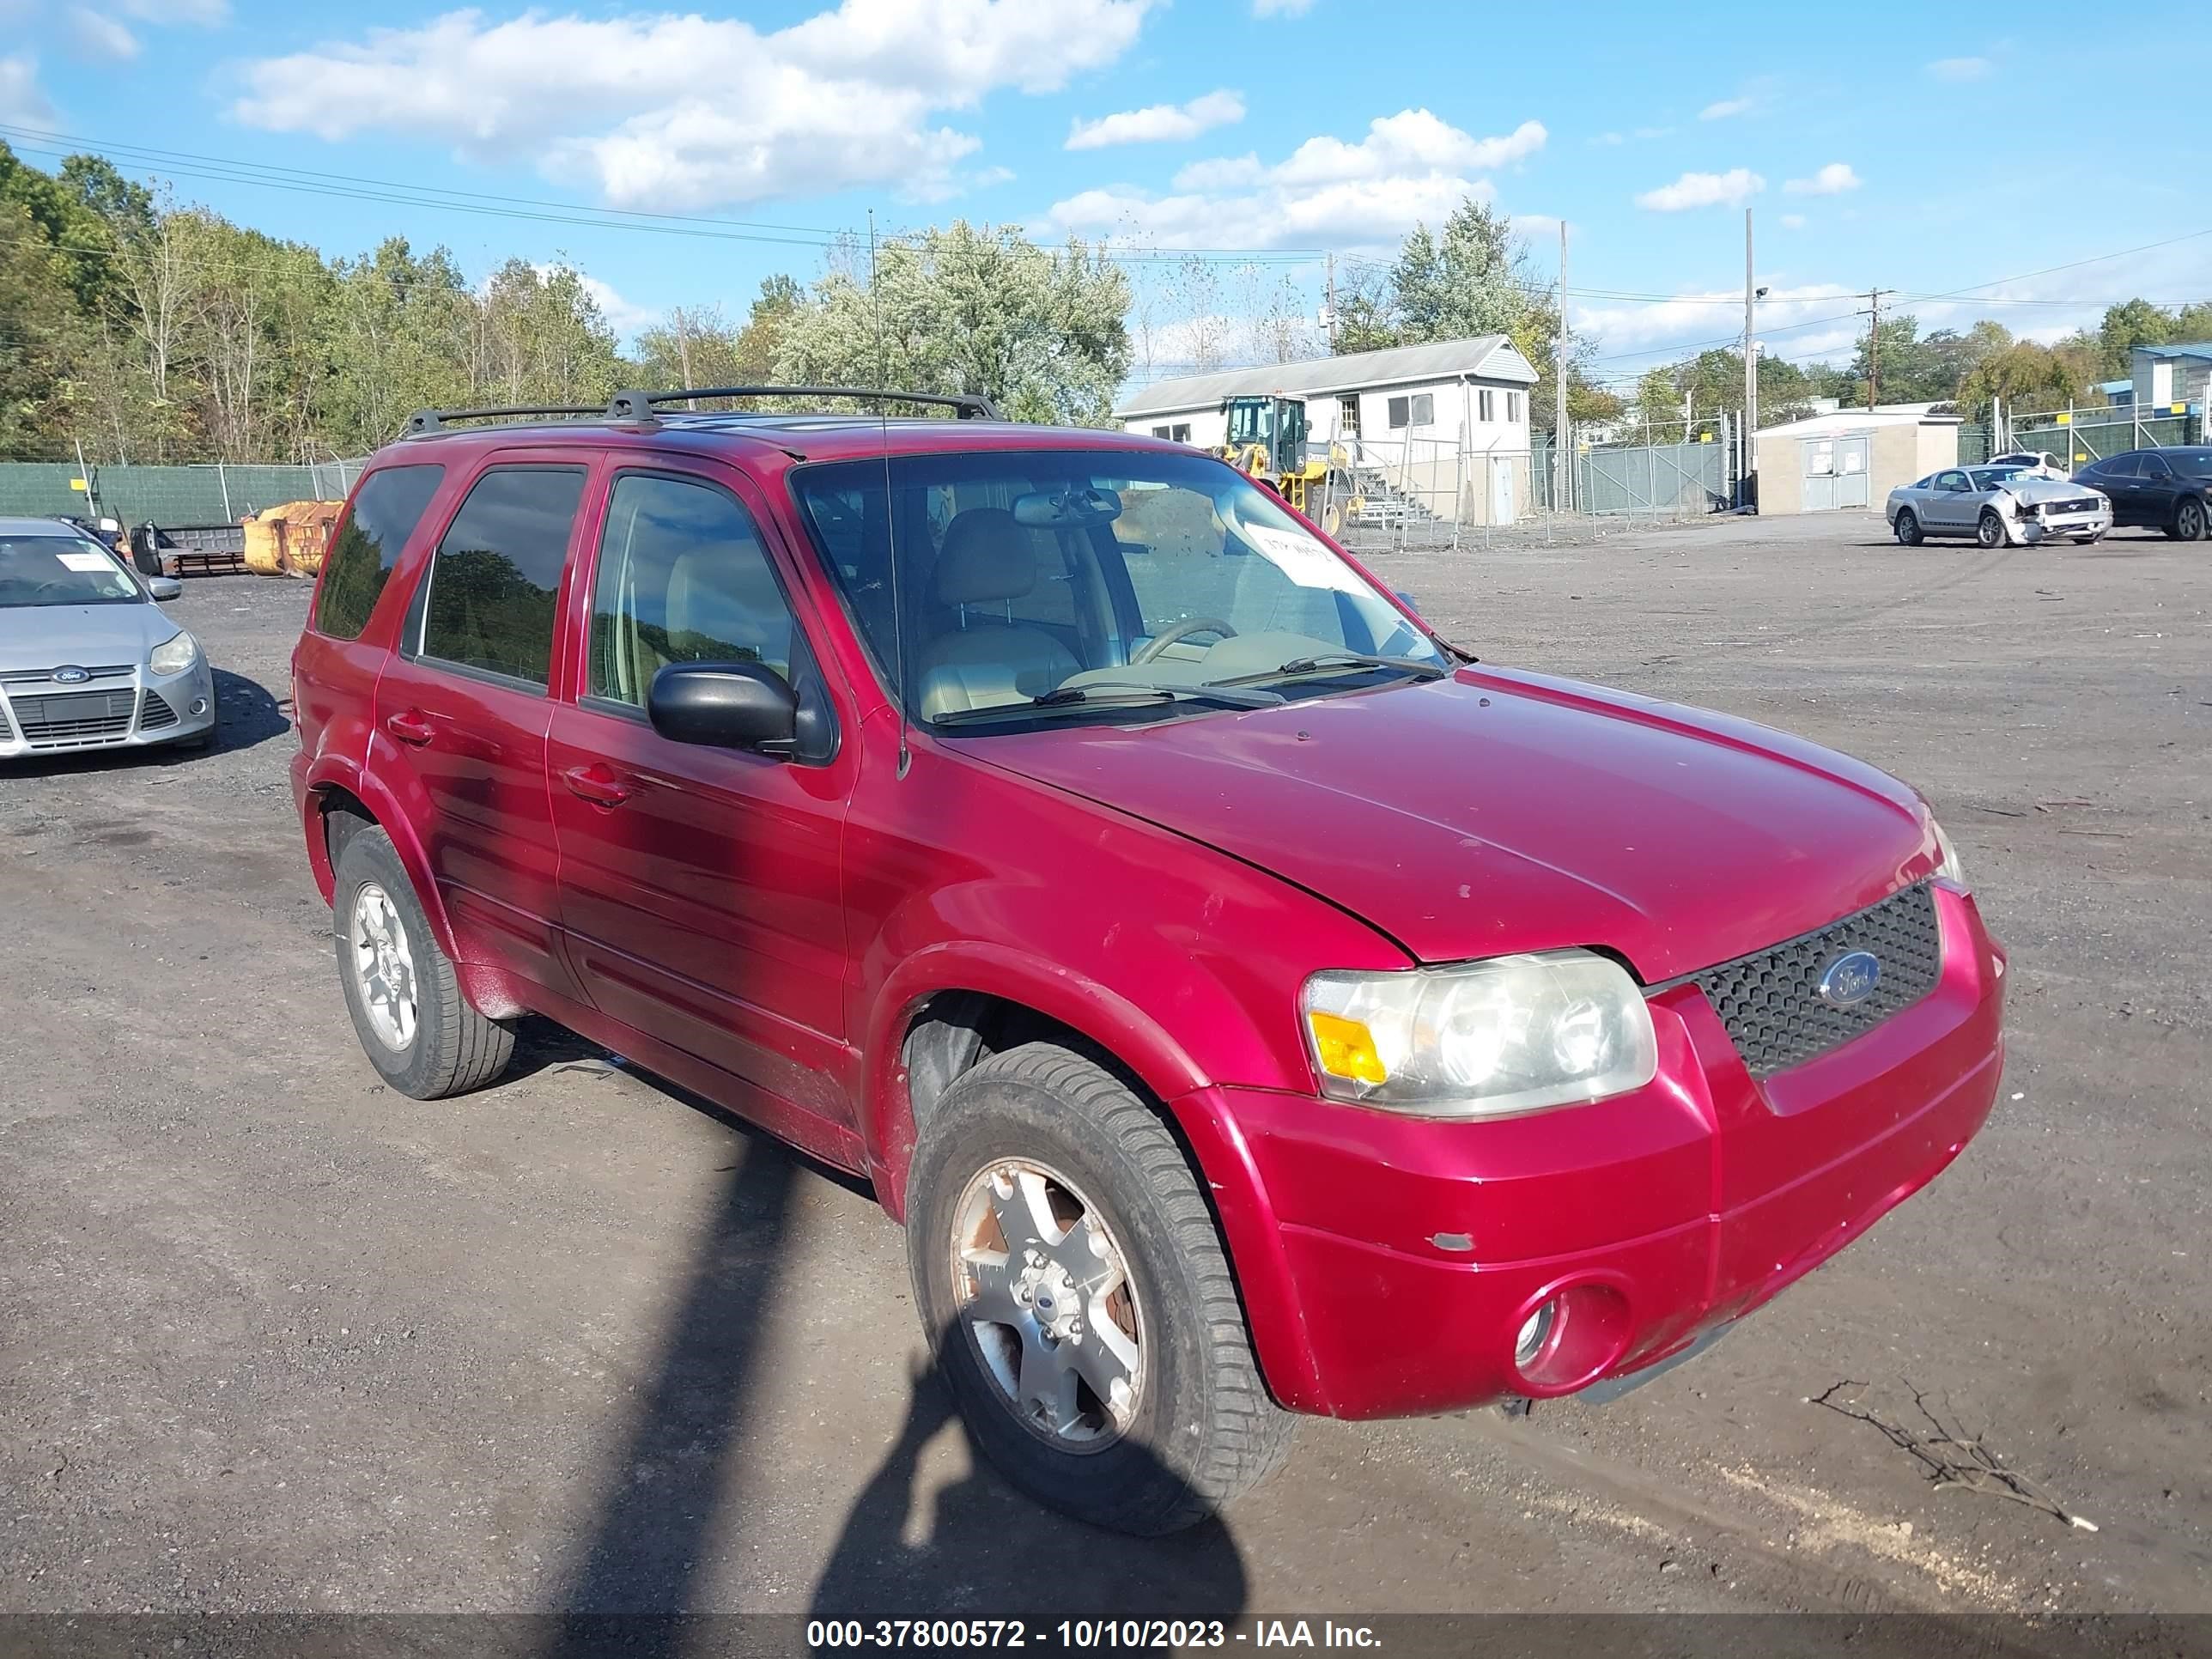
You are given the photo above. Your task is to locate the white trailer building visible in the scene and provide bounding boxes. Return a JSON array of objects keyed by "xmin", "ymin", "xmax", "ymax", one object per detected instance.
[{"xmin": 1115, "ymin": 337, "xmax": 1540, "ymax": 526}]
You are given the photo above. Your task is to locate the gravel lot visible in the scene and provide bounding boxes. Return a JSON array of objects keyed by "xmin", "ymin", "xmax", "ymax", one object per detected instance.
[{"xmin": 2, "ymin": 510, "xmax": 2206, "ymax": 1625}]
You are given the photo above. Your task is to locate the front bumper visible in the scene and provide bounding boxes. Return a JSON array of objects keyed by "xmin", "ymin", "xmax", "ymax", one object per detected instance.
[
  {"xmin": 2011, "ymin": 507, "xmax": 2111, "ymax": 544},
  {"xmin": 1197, "ymin": 884, "xmax": 2005, "ymax": 1420},
  {"xmin": 0, "ymin": 660, "xmax": 216, "ymax": 757}
]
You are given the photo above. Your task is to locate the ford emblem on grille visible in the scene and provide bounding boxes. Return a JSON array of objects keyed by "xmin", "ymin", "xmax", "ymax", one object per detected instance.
[
  {"xmin": 52, "ymin": 665, "xmax": 91, "ymax": 685},
  {"xmin": 1817, "ymin": 950, "xmax": 1881, "ymax": 1008}
]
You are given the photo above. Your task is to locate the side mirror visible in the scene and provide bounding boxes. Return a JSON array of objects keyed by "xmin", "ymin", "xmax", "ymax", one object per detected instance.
[
  {"xmin": 148, "ymin": 575, "xmax": 183, "ymax": 601},
  {"xmin": 647, "ymin": 660, "xmax": 799, "ymax": 755}
]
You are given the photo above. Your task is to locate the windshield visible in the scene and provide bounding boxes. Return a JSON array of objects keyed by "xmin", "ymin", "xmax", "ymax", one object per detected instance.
[
  {"xmin": 792, "ymin": 447, "xmax": 1445, "ymax": 728},
  {"xmin": 1968, "ymin": 466, "xmax": 2029, "ymax": 489},
  {"xmin": 0, "ymin": 535, "xmax": 144, "ymax": 608}
]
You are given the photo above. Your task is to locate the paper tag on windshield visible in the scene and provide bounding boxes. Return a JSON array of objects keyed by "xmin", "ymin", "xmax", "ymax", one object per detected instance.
[
  {"xmin": 58, "ymin": 551, "xmax": 116, "ymax": 573},
  {"xmin": 1242, "ymin": 523, "xmax": 1364, "ymax": 595}
]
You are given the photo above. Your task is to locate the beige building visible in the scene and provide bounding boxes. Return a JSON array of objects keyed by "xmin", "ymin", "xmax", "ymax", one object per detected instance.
[{"xmin": 1753, "ymin": 408, "xmax": 1961, "ymax": 516}]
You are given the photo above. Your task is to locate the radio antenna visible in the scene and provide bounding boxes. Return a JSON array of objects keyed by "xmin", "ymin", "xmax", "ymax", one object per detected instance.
[{"xmin": 870, "ymin": 209, "xmax": 912, "ymax": 781}]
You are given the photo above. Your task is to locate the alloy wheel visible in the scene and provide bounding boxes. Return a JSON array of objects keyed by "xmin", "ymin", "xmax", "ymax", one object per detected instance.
[
  {"xmin": 349, "ymin": 881, "xmax": 419, "ymax": 1051},
  {"xmin": 949, "ymin": 1158, "xmax": 1144, "ymax": 1449}
]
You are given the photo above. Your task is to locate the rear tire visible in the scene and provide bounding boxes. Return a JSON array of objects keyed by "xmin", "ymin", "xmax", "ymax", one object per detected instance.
[
  {"xmin": 1893, "ymin": 509, "xmax": 1923, "ymax": 546},
  {"xmin": 2177, "ymin": 498, "xmax": 2207, "ymax": 542},
  {"xmin": 333, "ymin": 827, "xmax": 514, "ymax": 1099},
  {"xmin": 1977, "ymin": 508, "xmax": 2008, "ymax": 549},
  {"xmin": 905, "ymin": 1042, "xmax": 1294, "ymax": 1535}
]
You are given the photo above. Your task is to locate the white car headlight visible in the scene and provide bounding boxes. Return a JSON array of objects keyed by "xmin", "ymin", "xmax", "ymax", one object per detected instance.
[
  {"xmin": 1931, "ymin": 817, "xmax": 1966, "ymax": 890},
  {"xmin": 149, "ymin": 630, "xmax": 199, "ymax": 677},
  {"xmin": 1302, "ymin": 949, "xmax": 1659, "ymax": 1119}
]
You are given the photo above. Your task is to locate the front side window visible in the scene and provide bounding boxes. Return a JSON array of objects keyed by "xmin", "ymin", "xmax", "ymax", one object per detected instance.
[
  {"xmin": 791, "ymin": 448, "xmax": 1446, "ymax": 729},
  {"xmin": 315, "ymin": 464, "xmax": 445, "ymax": 641},
  {"xmin": 2139, "ymin": 453, "xmax": 2172, "ymax": 480},
  {"xmin": 418, "ymin": 465, "xmax": 586, "ymax": 687},
  {"xmin": 0, "ymin": 535, "xmax": 142, "ymax": 608},
  {"xmin": 588, "ymin": 472, "xmax": 794, "ymax": 708}
]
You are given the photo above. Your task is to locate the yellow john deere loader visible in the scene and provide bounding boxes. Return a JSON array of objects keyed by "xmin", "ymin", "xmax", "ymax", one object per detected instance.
[{"xmin": 1215, "ymin": 395, "xmax": 1361, "ymax": 532}]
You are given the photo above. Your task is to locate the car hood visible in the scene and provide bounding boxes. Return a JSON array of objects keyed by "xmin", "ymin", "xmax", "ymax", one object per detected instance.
[
  {"xmin": 963, "ymin": 667, "xmax": 1938, "ymax": 981},
  {"xmin": 2000, "ymin": 477, "xmax": 2101, "ymax": 503},
  {"xmin": 0, "ymin": 602, "xmax": 172, "ymax": 672}
]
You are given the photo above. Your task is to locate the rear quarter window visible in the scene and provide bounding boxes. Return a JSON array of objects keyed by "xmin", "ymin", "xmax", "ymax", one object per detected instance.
[{"xmin": 313, "ymin": 465, "xmax": 447, "ymax": 641}]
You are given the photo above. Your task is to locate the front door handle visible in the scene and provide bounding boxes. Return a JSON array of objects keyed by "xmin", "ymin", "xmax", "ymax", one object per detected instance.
[
  {"xmin": 562, "ymin": 763, "xmax": 635, "ymax": 807},
  {"xmin": 384, "ymin": 708, "xmax": 434, "ymax": 746}
]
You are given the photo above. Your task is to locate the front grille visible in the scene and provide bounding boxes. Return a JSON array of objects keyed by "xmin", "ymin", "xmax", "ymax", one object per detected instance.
[
  {"xmin": 10, "ymin": 689, "xmax": 137, "ymax": 746},
  {"xmin": 2040, "ymin": 497, "xmax": 2101, "ymax": 515},
  {"xmin": 139, "ymin": 690, "xmax": 179, "ymax": 731},
  {"xmin": 1688, "ymin": 883, "xmax": 1942, "ymax": 1078},
  {"xmin": 0, "ymin": 663, "xmax": 133, "ymax": 688}
]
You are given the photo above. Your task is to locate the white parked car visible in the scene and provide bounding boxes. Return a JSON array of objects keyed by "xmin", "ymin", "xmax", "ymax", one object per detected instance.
[{"xmin": 1885, "ymin": 464, "xmax": 2111, "ymax": 549}]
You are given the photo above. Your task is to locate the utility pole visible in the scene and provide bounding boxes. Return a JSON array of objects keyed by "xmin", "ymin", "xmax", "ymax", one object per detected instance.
[
  {"xmin": 1556, "ymin": 222, "xmax": 1571, "ymax": 512},
  {"xmin": 1324, "ymin": 252, "xmax": 1338, "ymax": 353},
  {"xmin": 1743, "ymin": 208, "xmax": 1757, "ymax": 505},
  {"xmin": 1860, "ymin": 288, "xmax": 1897, "ymax": 410}
]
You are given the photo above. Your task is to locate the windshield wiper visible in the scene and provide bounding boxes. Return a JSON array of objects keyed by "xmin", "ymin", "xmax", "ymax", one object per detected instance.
[
  {"xmin": 1204, "ymin": 651, "xmax": 1451, "ymax": 690},
  {"xmin": 933, "ymin": 680, "xmax": 1285, "ymax": 726}
]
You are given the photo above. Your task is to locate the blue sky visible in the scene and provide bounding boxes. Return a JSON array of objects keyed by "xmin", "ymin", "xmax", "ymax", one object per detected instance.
[{"xmin": 4, "ymin": 0, "xmax": 2209, "ymax": 394}]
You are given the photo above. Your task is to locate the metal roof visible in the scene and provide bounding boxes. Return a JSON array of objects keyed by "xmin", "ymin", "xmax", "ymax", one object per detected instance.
[
  {"xmin": 2133, "ymin": 341, "xmax": 2212, "ymax": 361},
  {"xmin": 1116, "ymin": 336, "xmax": 1537, "ymax": 418}
]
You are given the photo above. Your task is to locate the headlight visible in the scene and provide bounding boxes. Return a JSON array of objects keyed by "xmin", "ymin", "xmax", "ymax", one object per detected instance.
[
  {"xmin": 149, "ymin": 630, "xmax": 199, "ymax": 677},
  {"xmin": 1302, "ymin": 949, "xmax": 1659, "ymax": 1119},
  {"xmin": 1931, "ymin": 817, "xmax": 1965, "ymax": 890}
]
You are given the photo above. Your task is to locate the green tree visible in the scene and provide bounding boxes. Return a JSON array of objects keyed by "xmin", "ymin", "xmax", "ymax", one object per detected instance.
[
  {"xmin": 0, "ymin": 202, "xmax": 76, "ymax": 455},
  {"xmin": 2095, "ymin": 300, "xmax": 2172, "ymax": 377},
  {"xmin": 775, "ymin": 222, "xmax": 1130, "ymax": 425},
  {"xmin": 1956, "ymin": 341, "xmax": 2096, "ymax": 422}
]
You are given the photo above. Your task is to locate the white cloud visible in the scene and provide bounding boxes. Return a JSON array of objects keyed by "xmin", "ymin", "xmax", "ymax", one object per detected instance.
[
  {"xmin": 1635, "ymin": 167, "xmax": 1764, "ymax": 211},
  {"xmin": 1252, "ymin": 0, "xmax": 1314, "ymax": 13},
  {"xmin": 64, "ymin": 8, "xmax": 140, "ymax": 60},
  {"xmin": 1784, "ymin": 161, "xmax": 1860, "ymax": 196},
  {"xmin": 1066, "ymin": 88, "xmax": 1243, "ymax": 150},
  {"xmin": 1699, "ymin": 96, "xmax": 1753, "ymax": 120},
  {"xmin": 1591, "ymin": 131, "xmax": 1623, "ymax": 147},
  {"xmin": 572, "ymin": 270, "xmax": 659, "ymax": 339},
  {"xmin": 231, "ymin": 0, "xmax": 1158, "ymax": 211},
  {"xmin": 1050, "ymin": 108, "xmax": 1544, "ymax": 250},
  {"xmin": 1927, "ymin": 56, "xmax": 1991, "ymax": 81},
  {"xmin": 1779, "ymin": 212, "xmax": 1807, "ymax": 229},
  {"xmin": 0, "ymin": 53, "xmax": 55, "ymax": 126}
]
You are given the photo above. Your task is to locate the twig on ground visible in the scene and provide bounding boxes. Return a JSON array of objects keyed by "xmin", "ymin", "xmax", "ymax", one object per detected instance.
[{"xmin": 1809, "ymin": 1379, "xmax": 2096, "ymax": 1532}]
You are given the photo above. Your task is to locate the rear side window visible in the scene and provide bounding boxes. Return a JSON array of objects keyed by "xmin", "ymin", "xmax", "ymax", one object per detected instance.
[
  {"xmin": 418, "ymin": 465, "xmax": 587, "ymax": 687},
  {"xmin": 314, "ymin": 465, "xmax": 445, "ymax": 640}
]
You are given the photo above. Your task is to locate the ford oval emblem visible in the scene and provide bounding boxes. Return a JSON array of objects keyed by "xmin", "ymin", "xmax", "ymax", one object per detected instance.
[
  {"xmin": 1817, "ymin": 950, "xmax": 1881, "ymax": 1008},
  {"xmin": 52, "ymin": 665, "xmax": 90, "ymax": 685}
]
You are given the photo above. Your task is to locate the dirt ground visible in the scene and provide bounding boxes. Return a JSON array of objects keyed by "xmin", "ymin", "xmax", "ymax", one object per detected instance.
[{"xmin": 2, "ymin": 509, "xmax": 2206, "ymax": 1626}]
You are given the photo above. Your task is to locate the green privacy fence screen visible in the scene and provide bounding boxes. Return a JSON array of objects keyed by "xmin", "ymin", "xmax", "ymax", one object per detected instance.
[{"xmin": 0, "ymin": 461, "xmax": 365, "ymax": 526}]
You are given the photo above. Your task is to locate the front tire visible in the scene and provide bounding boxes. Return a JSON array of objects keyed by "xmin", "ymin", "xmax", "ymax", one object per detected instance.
[
  {"xmin": 2177, "ymin": 498, "xmax": 2207, "ymax": 542},
  {"xmin": 1893, "ymin": 508, "xmax": 1923, "ymax": 546},
  {"xmin": 905, "ymin": 1042, "xmax": 1293, "ymax": 1535},
  {"xmin": 1977, "ymin": 508, "xmax": 2008, "ymax": 549},
  {"xmin": 333, "ymin": 827, "xmax": 514, "ymax": 1099}
]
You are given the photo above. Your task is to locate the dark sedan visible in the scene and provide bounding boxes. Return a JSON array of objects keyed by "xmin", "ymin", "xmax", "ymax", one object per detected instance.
[{"xmin": 2072, "ymin": 447, "xmax": 2212, "ymax": 540}]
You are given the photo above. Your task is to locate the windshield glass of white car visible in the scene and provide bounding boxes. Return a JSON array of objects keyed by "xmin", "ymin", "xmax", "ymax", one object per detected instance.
[{"xmin": 0, "ymin": 536, "xmax": 143, "ymax": 607}]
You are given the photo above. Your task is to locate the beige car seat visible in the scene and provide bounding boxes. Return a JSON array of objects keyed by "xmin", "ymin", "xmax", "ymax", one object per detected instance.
[{"xmin": 915, "ymin": 508, "xmax": 1080, "ymax": 719}]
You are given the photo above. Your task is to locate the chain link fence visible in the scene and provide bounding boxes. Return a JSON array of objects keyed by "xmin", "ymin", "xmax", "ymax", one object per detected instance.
[
  {"xmin": 0, "ymin": 460, "xmax": 365, "ymax": 527},
  {"xmin": 2002, "ymin": 404, "xmax": 2201, "ymax": 470}
]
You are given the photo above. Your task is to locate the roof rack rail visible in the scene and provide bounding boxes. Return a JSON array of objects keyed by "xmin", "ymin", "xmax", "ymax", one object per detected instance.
[
  {"xmin": 404, "ymin": 404, "xmax": 603, "ymax": 436},
  {"xmin": 605, "ymin": 386, "xmax": 1002, "ymax": 422}
]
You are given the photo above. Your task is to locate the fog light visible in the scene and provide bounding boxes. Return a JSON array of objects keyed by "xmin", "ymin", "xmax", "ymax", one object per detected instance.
[
  {"xmin": 1515, "ymin": 1300, "xmax": 1557, "ymax": 1366},
  {"xmin": 189, "ymin": 698, "xmax": 208, "ymax": 716}
]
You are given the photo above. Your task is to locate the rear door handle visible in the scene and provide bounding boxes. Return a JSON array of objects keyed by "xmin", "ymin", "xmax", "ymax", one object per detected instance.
[
  {"xmin": 562, "ymin": 763, "xmax": 634, "ymax": 807},
  {"xmin": 383, "ymin": 709, "xmax": 434, "ymax": 746}
]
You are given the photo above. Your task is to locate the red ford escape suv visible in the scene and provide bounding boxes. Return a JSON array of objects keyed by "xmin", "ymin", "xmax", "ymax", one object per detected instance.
[{"xmin": 290, "ymin": 387, "xmax": 2005, "ymax": 1534}]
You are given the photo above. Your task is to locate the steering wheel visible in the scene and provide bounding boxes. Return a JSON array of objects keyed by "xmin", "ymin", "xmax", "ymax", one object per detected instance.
[
  {"xmin": 1130, "ymin": 617, "xmax": 1237, "ymax": 665},
  {"xmin": 34, "ymin": 580, "xmax": 84, "ymax": 600}
]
